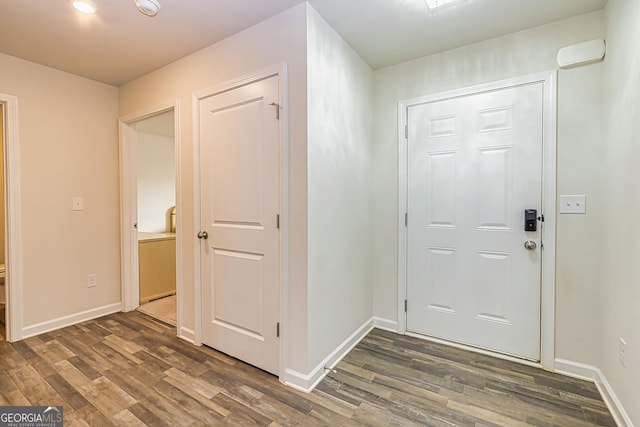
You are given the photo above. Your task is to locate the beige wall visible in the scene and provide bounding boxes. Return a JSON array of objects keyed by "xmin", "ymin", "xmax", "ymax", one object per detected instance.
[
  {"xmin": 119, "ymin": 4, "xmax": 310, "ymax": 373},
  {"xmin": 601, "ymin": 0, "xmax": 640, "ymax": 424},
  {"xmin": 306, "ymin": 5, "xmax": 374, "ymax": 370},
  {"xmin": 372, "ymin": 11, "xmax": 607, "ymax": 366},
  {"xmin": 0, "ymin": 52, "xmax": 120, "ymax": 327}
]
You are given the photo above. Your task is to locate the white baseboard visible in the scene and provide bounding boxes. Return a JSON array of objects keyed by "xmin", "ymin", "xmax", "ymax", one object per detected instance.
[
  {"xmin": 22, "ymin": 303, "xmax": 122, "ymax": 339},
  {"xmin": 555, "ymin": 358, "xmax": 634, "ymax": 427},
  {"xmin": 594, "ymin": 369, "xmax": 635, "ymax": 427},
  {"xmin": 554, "ymin": 358, "xmax": 598, "ymax": 381},
  {"xmin": 373, "ymin": 317, "xmax": 399, "ymax": 332},
  {"xmin": 284, "ymin": 317, "xmax": 375, "ymax": 393},
  {"xmin": 178, "ymin": 326, "xmax": 196, "ymax": 344}
]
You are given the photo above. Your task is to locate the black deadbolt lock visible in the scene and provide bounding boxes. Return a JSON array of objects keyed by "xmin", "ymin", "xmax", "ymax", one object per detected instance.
[{"xmin": 524, "ymin": 209, "xmax": 537, "ymax": 232}]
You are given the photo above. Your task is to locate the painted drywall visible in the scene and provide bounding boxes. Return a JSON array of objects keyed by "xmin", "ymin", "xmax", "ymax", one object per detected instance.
[
  {"xmin": 137, "ymin": 132, "xmax": 175, "ymax": 233},
  {"xmin": 306, "ymin": 5, "xmax": 374, "ymax": 370},
  {"xmin": 372, "ymin": 11, "xmax": 606, "ymax": 366},
  {"xmin": 601, "ymin": 0, "xmax": 640, "ymax": 424},
  {"xmin": 0, "ymin": 52, "xmax": 120, "ymax": 327},
  {"xmin": 119, "ymin": 4, "xmax": 310, "ymax": 373}
]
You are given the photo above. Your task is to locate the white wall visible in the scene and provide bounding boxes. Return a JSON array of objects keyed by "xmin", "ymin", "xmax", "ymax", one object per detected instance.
[
  {"xmin": 306, "ymin": 5, "xmax": 374, "ymax": 370},
  {"xmin": 0, "ymin": 52, "xmax": 120, "ymax": 329},
  {"xmin": 119, "ymin": 4, "xmax": 310, "ymax": 373},
  {"xmin": 137, "ymin": 132, "xmax": 175, "ymax": 233},
  {"xmin": 372, "ymin": 11, "xmax": 606, "ymax": 366},
  {"xmin": 601, "ymin": 0, "xmax": 640, "ymax": 424}
]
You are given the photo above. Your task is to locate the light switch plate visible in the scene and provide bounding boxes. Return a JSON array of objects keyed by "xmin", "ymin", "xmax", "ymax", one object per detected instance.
[{"xmin": 559, "ymin": 195, "xmax": 586, "ymax": 214}]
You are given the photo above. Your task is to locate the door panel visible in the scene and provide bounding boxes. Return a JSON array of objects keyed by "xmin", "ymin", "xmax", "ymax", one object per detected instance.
[
  {"xmin": 406, "ymin": 82, "xmax": 543, "ymax": 361},
  {"xmin": 199, "ymin": 75, "xmax": 280, "ymax": 374},
  {"xmin": 211, "ymin": 101, "xmax": 263, "ymax": 225},
  {"xmin": 212, "ymin": 249, "xmax": 264, "ymax": 336}
]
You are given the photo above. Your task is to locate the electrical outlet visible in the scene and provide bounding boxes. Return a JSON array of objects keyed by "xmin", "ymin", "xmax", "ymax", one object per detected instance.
[
  {"xmin": 619, "ymin": 337, "xmax": 627, "ymax": 368},
  {"xmin": 72, "ymin": 196, "xmax": 84, "ymax": 211},
  {"xmin": 87, "ymin": 273, "xmax": 97, "ymax": 288}
]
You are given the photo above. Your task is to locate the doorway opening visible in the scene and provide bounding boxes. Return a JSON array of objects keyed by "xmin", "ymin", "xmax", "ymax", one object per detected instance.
[
  {"xmin": 119, "ymin": 106, "xmax": 180, "ymax": 329},
  {"xmin": 134, "ymin": 111, "xmax": 177, "ymax": 325}
]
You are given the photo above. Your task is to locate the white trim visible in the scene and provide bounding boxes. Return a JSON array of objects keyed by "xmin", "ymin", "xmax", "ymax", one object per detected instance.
[
  {"xmin": 539, "ymin": 71, "xmax": 557, "ymax": 369},
  {"xmin": 1, "ymin": 93, "xmax": 23, "ymax": 342},
  {"xmin": 178, "ymin": 326, "xmax": 196, "ymax": 344},
  {"xmin": 118, "ymin": 122, "xmax": 139, "ymax": 312},
  {"xmin": 397, "ymin": 99, "xmax": 408, "ymax": 335},
  {"xmin": 554, "ymin": 358, "xmax": 598, "ymax": 381},
  {"xmin": 595, "ymin": 370, "xmax": 635, "ymax": 427},
  {"xmin": 192, "ymin": 63, "xmax": 290, "ymax": 381},
  {"xmin": 172, "ymin": 105, "xmax": 185, "ymax": 342},
  {"xmin": 277, "ymin": 64, "xmax": 291, "ymax": 384},
  {"xmin": 373, "ymin": 317, "xmax": 399, "ymax": 333},
  {"xmin": 22, "ymin": 303, "xmax": 121, "ymax": 339},
  {"xmin": 118, "ymin": 102, "xmax": 182, "ymax": 326},
  {"xmin": 397, "ymin": 71, "xmax": 557, "ymax": 369},
  {"xmin": 284, "ymin": 317, "xmax": 375, "ymax": 393},
  {"xmin": 554, "ymin": 359, "xmax": 634, "ymax": 427},
  {"xmin": 192, "ymin": 92, "xmax": 203, "ymax": 346}
]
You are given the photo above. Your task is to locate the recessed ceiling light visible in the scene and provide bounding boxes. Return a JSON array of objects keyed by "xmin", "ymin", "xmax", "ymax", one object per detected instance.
[
  {"xmin": 425, "ymin": 0, "xmax": 464, "ymax": 11},
  {"xmin": 72, "ymin": 1, "xmax": 96, "ymax": 14},
  {"xmin": 134, "ymin": 0, "xmax": 161, "ymax": 17}
]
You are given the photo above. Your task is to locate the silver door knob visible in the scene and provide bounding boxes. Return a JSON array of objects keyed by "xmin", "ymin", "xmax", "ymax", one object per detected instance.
[
  {"xmin": 524, "ymin": 240, "xmax": 537, "ymax": 250},
  {"xmin": 197, "ymin": 231, "xmax": 208, "ymax": 239}
]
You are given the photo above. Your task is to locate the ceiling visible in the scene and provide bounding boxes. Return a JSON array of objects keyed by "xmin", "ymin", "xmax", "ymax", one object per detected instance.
[{"xmin": 0, "ymin": 0, "xmax": 607, "ymax": 87}]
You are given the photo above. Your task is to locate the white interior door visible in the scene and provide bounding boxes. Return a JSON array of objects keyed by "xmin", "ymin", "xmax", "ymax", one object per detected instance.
[
  {"xmin": 406, "ymin": 82, "xmax": 543, "ymax": 361},
  {"xmin": 199, "ymin": 75, "xmax": 280, "ymax": 374}
]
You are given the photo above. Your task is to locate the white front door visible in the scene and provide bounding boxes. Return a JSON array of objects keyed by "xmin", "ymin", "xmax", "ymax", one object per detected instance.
[
  {"xmin": 199, "ymin": 75, "xmax": 280, "ymax": 374},
  {"xmin": 406, "ymin": 82, "xmax": 543, "ymax": 361}
]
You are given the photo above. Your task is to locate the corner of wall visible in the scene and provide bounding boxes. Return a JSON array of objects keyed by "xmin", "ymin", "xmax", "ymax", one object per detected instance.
[
  {"xmin": 285, "ymin": 317, "xmax": 374, "ymax": 392},
  {"xmin": 594, "ymin": 369, "xmax": 636, "ymax": 427},
  {"xmin": 554, "ymin": 358, "xmax": 635, "ymax": 427}
]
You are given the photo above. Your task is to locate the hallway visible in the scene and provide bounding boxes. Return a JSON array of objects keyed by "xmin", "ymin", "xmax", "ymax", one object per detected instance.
[{"xmin": 0, "ymin": 311, "xmax": 615, "ymax": 426}]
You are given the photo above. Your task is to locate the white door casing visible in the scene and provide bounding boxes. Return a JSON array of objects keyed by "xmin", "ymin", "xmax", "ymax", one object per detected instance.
[
  {"xmin": 0, "ymin": 93, "xmax": 23, "ymax": 342},
  {"xmin": 398, "ymin": 72, "xmax": 557, "ymax": 367},
  {"xmin": 198, "ymin": 75, "xmax": 281, "ymax": 375}
]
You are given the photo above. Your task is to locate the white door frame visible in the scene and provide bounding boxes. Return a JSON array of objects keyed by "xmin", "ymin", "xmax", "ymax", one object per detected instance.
[
  {"xmin": 119, "ymin": 102, "xmax": 183, "ymax": 328},
  {"xmin": 397, "ymin": 71, "xmax": 557, "ymax": 369},
  {"xmin": 192, "ymin": 63, "xmax": 289, "ymax": 380},
  {"xmin": 0, "ymin": 93, "xmax": 24, "ymax": 342}
]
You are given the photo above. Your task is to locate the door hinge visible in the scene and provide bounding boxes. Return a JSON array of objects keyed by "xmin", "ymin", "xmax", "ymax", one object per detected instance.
[
  {"xmin": 404, "ymin": 124, "xmax": 408, "ymax": 139},
  {"xmin": 269, "ymin": 102, "xmax": 280, "ymax": 120},
  {"xmin": 405, "ymin": 213, "xmax": 408, "ymax": 227},
  {"xmin": 404, "ymin": 299, "xmax": 407, "ymax": 313},
  {"xmin": 276, "ymin": 214, "xmax": 280, "ymax": 229},
  {"xmin": 276, "ymin": 322, "xmax": 280, "ymax": 338}
]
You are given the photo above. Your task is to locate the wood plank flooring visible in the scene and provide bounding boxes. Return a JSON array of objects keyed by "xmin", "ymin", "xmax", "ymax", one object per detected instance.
[{"xmin": 0, "ymin": 311, "xmax": 616, "ymax": 426}]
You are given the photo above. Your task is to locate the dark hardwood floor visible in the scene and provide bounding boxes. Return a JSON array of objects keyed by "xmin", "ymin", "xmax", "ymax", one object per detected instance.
[{"xmin": 0, "ymin": 311, "xmax": 616, "ymax": 426}]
